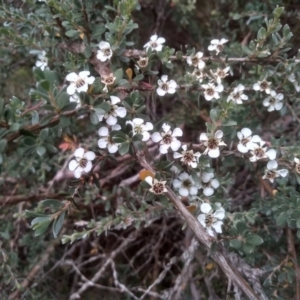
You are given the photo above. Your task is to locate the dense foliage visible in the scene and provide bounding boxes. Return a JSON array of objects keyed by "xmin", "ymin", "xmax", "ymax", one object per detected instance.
[{"xmin": 2, "ymin": 0, "xmax": 300, "ymax": 299}]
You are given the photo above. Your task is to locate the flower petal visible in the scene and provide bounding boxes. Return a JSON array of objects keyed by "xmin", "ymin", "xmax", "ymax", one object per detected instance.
[
  {"xmin": 68, "ymin": 160, "xmax": 78, "ymax": 171},
  {"xmin": 74, "ymin": 148, "xmax": 85, "ymax": 158},
  {"xmin": 201, "ymin": 203, "xmax": 212, "ymax": 214},
  {"xmin": 151, "ymin": 132, "xmax": 162, "ymax": 143},
  {"xmin": 84, "ymin": 151, "xmax": 95, "ymax": 161}
]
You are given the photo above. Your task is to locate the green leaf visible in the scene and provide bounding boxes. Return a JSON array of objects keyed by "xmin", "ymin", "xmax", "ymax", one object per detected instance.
[
  {"xmin": 276, "ymin": 212, "xmax": 288, "ymax": 227},
  {"xmin": 38, "ymin": 80, "xmax": 50, "ymax": 92},
  {"xmin": 114, "ymin": 68, "xmax": 124, "ymax": 83},
  {"xmin": 61, "ymin": 102, "xmax": 78, "ymax": 112},
  {"xmin": 119, "ymin": 142, "xmax": 130, "ymax": 155},
  {"xmin": 23, "ymin": 136, "xmax": 36, "ymax": 146},
  {"xmin": 132, "ymin": 134, "xmax": 143, "ymax": 142},
  {"xmin": 39, "ymin": 128, "xmax": 49, "ymax": 141},
  {"xmin": 36, "ymin": 145, "xmax": 46, "ymax": 156},
  {"xmin": 0, "ymin": 139, "xmax": 7, "ymax": 153},
  {"xmin": 210, "ymin": 108, "xmax": 221, "ymax": 123},
  {"xmin": 41, "ymin": 199, "xmax": 64, "ymax": 210},
  {"xmin": 257, "ymin": 27, "xmax": 267, "ymax": 40},
  {"xmin": 31, "ymin": 216, "xmax": 52, "ymax": 226},
  {"xmin": 296, "ymin": 219, "xmax": 300, "ymax": 228},
  {"xmin": 0, "ymin": 98, "xmax": 4, "ymax": 117},
  {"xmin": 31, "ymin": 111, "xmax": 39, "ymax": 125},
  {"xmin": 90, "ymin": 111, "xmax": 99, "ymax": 125},
  {"xmin": 133, "ymin": 74, "xmax": 144, "ymax": 82},
  {"xmin": 273, "ymin": 6, "xmax": 284, "ymax": 19},
  {"xmin": 40, "ymin": 113, "xmax": 55, "ymax": 126},
  {"xmin": 222, "ymin": 120, "xmax": 237, "ymax": 126},
  {"xmin": 96, "ymin": 101, "xmax": 111, "ymax": 113},
  {"xmin": 44, "ymin": 143, "xmax": 58, "ymax": 153},
  {"xmin": 230, "ymin": 239, "xmax": 242, "ymax": 249},
  {"xmin": 52, "ymin": 211, "xmax": 66, "ymax": 238},
  {"xmin": 65, "ymin": 30, "xmax": 79, "ymax": 38},
  {"xmin": 245, "ymin": 234, "xmax": 264, "ymax": 246},
  {"xmin": 111, "ymin": 131, "xmax": 128, "ymax": 143}
]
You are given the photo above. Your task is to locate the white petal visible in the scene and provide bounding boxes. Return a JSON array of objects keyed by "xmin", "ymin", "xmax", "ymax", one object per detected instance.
[
  {"xmin": 86, "ymin": 76, "xmax": 95, "ymax": 84},
  {"xmin": 266, "ymin": 149, "xmax": 276, "ymax": 160},
  {"xmin": 151, "ymin": 132, "xmax": 162, "ymax": 143},
  {"xmin": 167, "ymin": 87, "xmax": 176, "ymax": 94},
  {"xmin": 197, "ymin": 214, "xmax": 206, "ymax": 227},
  {"xmin": 211, "ymin": 179, "xmax": 220, "ymax": 189},
  {"xmin": 97, "ymin": 51, "xmax": 107, "ymax": 61},
  {"xmin": 170, "ymin": 139, "xmax": 181, "ymax": 151},
  {"xmin": 173, "ymin": 152, "xmax": 183, "ymax": 159},
  {"xmin": 208, "ymin": 148, "xmax": 220, "ymax": 158},
  {"xmin": 172, "ymin": 128, "xmax": 183, "ymax": 137},
  {"xmin": 66, "ymin": 72, "xmax": 78, "ymax": 82},
  {"xmin": 215, "ymin": 130, "xmax": 223, "ymax": 139},
  {"xmin": 142, "ymin": 131, "xmax": 150, "ymax": 141},
  {"xmin": 79, "ymin": 71, "xmax": 90, "ymax": 78},
  {"xmin": 267, "ymin": 160, "xmax": 278, "ymax": 170},
  {"xmin": 201, "ymin": 203, "xmax": 212, "ymax": 214},
  {"xmin": 132, "ymin": 118, "xmax": 144, "ymax": 125},
  {"xmin": 68, "ymin": 160, "xmax": 78, "ymax": 171},
  {"xmin": 208, "ymin": 45, "xmax": 216, "ymax": 51},
  {"xmin": 110, "ymin": 96, "xmax": 120, "ymax": 105},
  {"xmin": 98, "ymin": 127, "xmax": 109, "ymax": 136},
  {"xmin": 178, "ymin": 172, "xmax": 189, "ymax": 180},
  {"xmin": 106, "ymin": 115, "xmax": 117, "ymax": 126},
  {"xmin": 179, "ymin": 187, "xmax": 189, "ymax": 197},
  {"xmin": 157, "ymin": 87, "xmax": 166, "ymax": 96},
  {"xmin": 159, "ymin": 144, "xmax": 169, "ymax": 154},
  {"xmin": 98, "ymin": 138, "xmax": 108, "ymax": 149},
  {"xmin": 74, "ymin": 168, "xmax": 82, "ymax": 178},
  {"xmin": 202, "ymin": 172, "xmax": 213, "ymax": 183},
  {"xmin": 241, "ymin": 128, "xmax": 252, "ymax": 138},
  {"xmin": 99, "ymin": 41, "xmax": 110, "ymax": 49},
  {"xmin": 162, "ymin": 123, "xmax": 171, "ymax": 133},
  {"xmin": 252, "ymin": 135, "xmax": 261, "ymax": 143},
  {"xmin": 276, "ymin": 93, "xmax": 284, "ymax": 100},
  {"xmin": 144, "ymin": 122, "xmax": 154, "ymax": 131},
  {"xmin": 263, "ymin": 98, "xmax": 270, "ymax": 107},
  {"xmin": 253, "ymin": 83, "xmax": 260, "ymax": 91},
  {"xmin": 67, "ymin": 85, "xmax": 76, "ymax": 95},
  {"xmin": 74, "ymin": 148, "xmax": 85, "ymax": 158},
  {"xmin": 212, "ymin": 221, "xmax": 223, "ymax": 233},
  {"xmin": 199, "ymin": 133, "xmax": 208, "ymax": 141},
  {"xmin": 213, "ymin": 209, "xmax": 225, "ymax": 220},
  {"xmin": 277, "ymin": 169, "xmax": 288, "ymax": 177},
  {"xmin": 189, "ymin": 186, "xmax": 198, "ymax": 195},
  {"xmin": 206, "ymin": 227, "xmax": 215, "ymax": 237},
  {"xmin": 161, "ymin": 75, "xmax": 168, "ymax": 82},
  {"xmin": 203, "ymin": 187, "xmax": 214, "ymax": 196},
  {"xmin": 84, "ymin": 151, "xmax": 95, "ymax": 161},
  {"xmin": 173, "ymin": 178, "xmax": 182, "ymax": 189},
  {"xmin": 145, "ymin": 176, "xmax": 153, "ymax": 186},
  {"xmin": 295, "ymin": 158, "xmax": 300, "ymax": 164},
  {"xmin": 156, "ymin": 37, "xmax": 165, "ymax": 44},
  {"xmin": 274, "ymin": 102, "xmax": 283, "ymax": 110},
  {"xmin": 116, "ymin": 107, "xmax": 127, "ymax": 118},
  {"xmin": 77, "ymin": 84, "xmax": 88, "ymax": 93},
  {"xmin": 150, "ymin": 34, "xmax": 158, "ymax": 42},
  {"xmin": 237, "ymin": 143, "xmax": 249, "ymax": 153},
  {"xmin": 168, "ymin": 80, "xmax": 177, "ymax": 89},
  {"xmin": 108, "ymin": 144, "xmax": 119, "ymax": 153}
]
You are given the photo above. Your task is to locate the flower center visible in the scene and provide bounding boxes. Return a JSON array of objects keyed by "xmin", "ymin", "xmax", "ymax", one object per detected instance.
[
  {"xmin": 241, "ymin": 137, "xmax": 251, "ymax": 146},
  {"xmin": 260, "ymin": 81, "xmax": 268, "ymax": 90},
  {"xmin": 269, "ymin": 97, "xmax": 276, "ymax": 104},
  {"xmin": 254, "ymin": 147, "xmax": 265, "ymax": 158},
  {"xmin": 265, "ymin": 170, "xmax": 277, "ymax": 179},
  {"xmin": 217, "ymin": 70, "xmax": 226, "ymax": 78},
  {"xmin": 191, "ymin": 56, "xmax": 199, "ymax": 65},
  {"xmin": 161, "ymin": 83, "xmax": 169, "ymax": 91},
  {"xmin": 104, "ymin": 48, "xmax": 111, "ymax": 57},
  {"xmin": 205, "ymin": 214, "xmax": 213, "ymax": 227},
  {"xmin": 138, "ymin": 57, "xmax": 148, "ymax": 68},
  {"xmin": 232, "ymin": 92, "xmax": 241, "ymax": 100},
  {"xmin": 217, "ymin": 44, "xmax": 224, "ymax": 52},
  {"xmin": 208, "ymin": 137, "xmax": 219, "ymax": 149},
  {"xmin": 162, "ymin": 133, "xmax": 173, "ymax": 144},
  {"xmin": 182, "ymin": 179, "xmax": 192, "ymax": 188},
  {"xmin": 206, "ymin": 88, "xmax": 215, "ymax": 96},
  {"xmin": 102, "ymin": 75, "xmax": 115, "ymax": 86},
  {"xmin": 134, "ymin": 125, "xmax": 143, "ymax": 134},
  {"xmin": 107, "ymin": 136, "xmax": 114, "ymax": 145},
  {"xmin": 78, "ymin": 158, "xmax": 88, "ymax": 168},
  {"xmin": 183, "ymin": 151, "xmax": 194, "ymax": 164},
  {"xmin": 76, "ymin": 78, "xmax": 85, "ymax": 88},
  {"xmin": 151, "ymin": 42, "xmax": 158, "ymax": 49},
  {"xmin": 153, "ymin": 182, "xmax": 165, "ymax": 194},
  {"xmin": 109, "ymin": 105, "xmax": 116, "ymax": 116}
]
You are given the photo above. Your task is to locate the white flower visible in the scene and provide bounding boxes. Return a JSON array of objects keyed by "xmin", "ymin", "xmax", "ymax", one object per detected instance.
[
  {"xmin": 173, "ymin": 172, "xmax": 198, "ymax": 197},
  {"xmin": 68, "ymin": 148, "xmax": 96, "ymax": 178},
  {"xmin": 253, "ymin": 80, "xmax": 271, "ymax": 94},
  {"xmin": 237, "ymin": 128, "xmax": 261, "ymax": 153},
  {"xmin": 66, "ymin": 71, "xmax": 95, "ymax": 95},
  {"xmin": 214, "ymin": 67, "xmax": 230, "ymax": 84},
  {"xmin": 97, "ymin": 96, "xmax": 127, "ymax": 125},
  {"xmin": 198, "ymin": 172, "xmax": 219, "ymax": 196},
  {"xmin": 262, "ymin": 160, "xmax": 288, "ymax": 183},
  {"xmin": 249, "ymin": 141, "xmax": 276, "ymax": 162},
  {"xmin": 186, "ymin": 51, "xmax": 205, "ymax": 69},
  {"xmin": 157, "ymin": 75, "xmax": 177, "ymax": 96},
  {"xmin": 96, "ymin": 41, "xmax": 113, "ymax": 62},
  {"xmin": 263, "ymin": 90, "xmax": 284, "ymax": 112},
  {"xmin": 69, "ymin": 94, "xmax": 81, "ymax": 108},
  {"xmin": 173, "ymin": 145, "xmax": 201, "ymax": 168},
  {"xmin": 145, "ymin": 176, "xmax": 167, "ymax": 194},
  {"xmin": 200, "ymin": 130, "xmax": 226, "ymax": 158},
  {"xmin": 201, "ymin": 83, "xmax": 223, "ymax": 101},
  {"xmin": 144, "ymin": 34, "xmax": 165, "ymax": 52},
  {"xmin": 294, "ymin": 157, "xmax": 300, "ymax": 174},
  {"xmin": 208, "ymin": 38, "xmax": 228, "ymax": 54},
  {"xmin": 151, "ymin": 123, "xmax": 183, "ymax": 154},
  {"xmin": 197, "ymin": 203, "xmax": 225, "ymax": 236},
  {"xmin": 126, "ymin": 118, "xmax": 153, "ymax": 142},
  {"xmin": 35, "ymin": 50, "xmax": 48, "ymax": 71},
  {"xmin": 98, "ymin": 124, "xmax": 121, "ymax": 153},
  {"xmin": 227, "ymin": 84, "xmax": 248, "ymax": 104},
  {"xmin": 191, "ymin": 68, "xmax": 205, "ymax": 82}
]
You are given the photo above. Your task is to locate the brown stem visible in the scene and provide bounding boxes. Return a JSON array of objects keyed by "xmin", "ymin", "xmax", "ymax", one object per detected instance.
[
  {"xmin": 135, "ymin": 150, "xmax": 261, "ymax": 300},
  {"xmin": 287, "ymin": 228, "xmax": 300, "ymax": 299}
]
